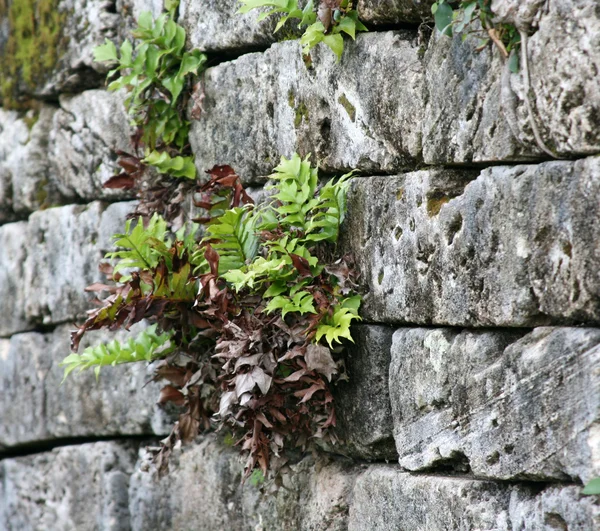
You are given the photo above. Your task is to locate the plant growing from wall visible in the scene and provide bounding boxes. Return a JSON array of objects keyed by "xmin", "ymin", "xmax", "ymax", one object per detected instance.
[
  {"xmin": 431, "ymin": 0, "xmax": 520, "ymax": 71},
  {"xmin": 93, "ymin": 1, "xmax": 206, "ymax": 180},
  {"xmin": 237, "ymin": 0, "xmax": 367, "ymax": 60},
  {"xmin": 431, "ymin": 0, "xmax": 557, "ymax": 158},
  {"xmin": 63, "ymin": 157, "xmax": 361, "ymax": 478},
  {"xmin": 583, "ymin": 478, "xmax": 600, "ymax": 495}
]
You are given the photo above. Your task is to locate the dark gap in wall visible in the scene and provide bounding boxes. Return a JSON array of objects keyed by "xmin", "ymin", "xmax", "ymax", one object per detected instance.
[{"xmin": 0, "ymin": 434, "xmax": 157, "ymax": 461}]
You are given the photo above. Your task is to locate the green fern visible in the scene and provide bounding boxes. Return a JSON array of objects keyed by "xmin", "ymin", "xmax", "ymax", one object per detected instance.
[
  {"xmin": 315, "ymin": 295, "xmax": 361, "ymax": 347},
  {"xmin": 106, "ymin": 213, "xmax": 170, "ymax": 278},
  {"xmin": 60, "ymin": 325, "xmax": 175, "ymax": 381}
]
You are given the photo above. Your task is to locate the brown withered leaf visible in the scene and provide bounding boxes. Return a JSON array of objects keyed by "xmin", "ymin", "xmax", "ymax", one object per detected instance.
[
  {"xmin": 158, "ymin": 385, "xmax": 186, "ymax": 406},
  {"xmin": 290, "ymin": 253, "xmax": 312, "ymax": 277},
  {"xmin": 235, "ymin": 366, "xmax": 273, "ymax": 397},
  {"xmin": 305, "ymin": 344, "xmax": 338, "ymax": 382}
]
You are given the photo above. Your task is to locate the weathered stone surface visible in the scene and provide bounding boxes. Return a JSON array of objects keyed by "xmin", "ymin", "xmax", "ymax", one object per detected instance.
[
  {"xmin": 179, "ymin": 1, "xmax": 434, "ymax": 54},
  {"xmin": 390, "ymin": 327, "xmax": 600, "ymax": 483},
  {"xmin": 179, "ymin": 2, "xmax": 289, "ymax": 53},
  {"xmin": 190, "ymin": 31, "xmax": 424, "ymax": 182},
  {"xmin": 343, "ymin": 157, "xmax": 600, "ymax": 326},
  {"xmin": 349, "ymin": 467, "xmax": 600, "ymax": 530},
  {"xmin": 49, "ymin": 90, "xmax": 135, "ymax": 202},
  {"xmin": 0, "ymin": 324, "xmax": 171, "ymax": 449},
  {"xmin": 129, "ymin": 435, "xmax": 358, "ymax": 531},
  {"xmin": 423, "ymin": 0, "xmax": 600, "ymax": 163},
  {"xmin": 24, "ymin": 200, "xmax": 136, "ymax": 326},
  {"xmin": 0, "ymin": 106, "xmax": 62, "ymax": 217},
  {"xmin": 0, "ymin": 441, "xmax": 139, "ymax": 531},
  {"xmin": 333, "ymin": 324, "xmax": 397, "ymax": 460},
  {"xmin": 0, "ymin": 221, "xmax": 29, "ymax": 336}
]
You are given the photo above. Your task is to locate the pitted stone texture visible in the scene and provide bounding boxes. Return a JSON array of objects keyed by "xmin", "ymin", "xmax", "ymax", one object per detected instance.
[
  {"xmin": 0, "ymin": 324, "xmax": 172, "ymax": 449},
  {"xmin": 333, "ymin": 324, "xmax": 397, "ymax": 460},
  {"xmin": 0, "ymin": 441, "xmax": 139, "ymax": 531},
  {"xmin": 190, "ymin": 31, "xmax": 424, "ymax": 182},
  {"xmin": 423, "ymin": 0, "xmax": 600, "ymax": 163},
  {"xmin": 24, "ymin": 201, "xmax": 136, "ymax": 326},
  {"xmin": 49, "ymin": 90, "xmax": 135, "ymax": 202},
  {"xmin": 0, "ymin": 106, "xmax": 62, "ymax": 216},
  {"xmin": 390, "ymin": 327, "xmax": 600, "ymax": 483},
  {"xmin": 490, "ymin": 0, "xmax": 546, "ymax": 28},
  {"xmin": 0, "ymin": 221, "xmax": 29, "ymax": 336},
  {"xmin": 342, "ymin": 157, "xmax": 600, "ymax": 326},
  {"xmin": 348, "ymin": 467, "xmax": 600, "ymax": 531},
  {"xmin": 129, "ymin": 435, "xmax": 358, "ymax": 531}
]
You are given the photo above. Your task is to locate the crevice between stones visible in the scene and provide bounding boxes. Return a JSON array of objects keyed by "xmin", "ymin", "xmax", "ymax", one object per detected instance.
[{"xmin": 0, "ymin": 434, "xmax": 154, "ymax": 462}]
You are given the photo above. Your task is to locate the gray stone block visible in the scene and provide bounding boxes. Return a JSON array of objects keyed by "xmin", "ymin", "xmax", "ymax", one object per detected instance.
[
  {"xmin": 49, "ymin": 90, "xmax": 135, "ymax": 202},
  {"xmin": 189, "ymin": 31, "xmax": 424, "ymax": 182},
  {"xmin": 0, "ymin": 324, "xmax": 172, "ymax": 449},
  {"xmin": 0, "ymin": 441, "xmax": 139, "ymax": 531},
  {"xmin": 390, "ymin": 327, "xmax": 600, "ymax": 483},
  {"xmin": 0, "ymin": 106, "xmax": 61, "ymax": 217},
  {"xmin": 129, "ymin": 435, "xmax": 358, "ymax": 531},
  {"xmin": 333, "ymin": 324, "xmax": 397, "ymax": 460},
  {"xmin": 348, "ymin": 467, "xmax": 600, "ymax": 531},
  {"xmin": 23, "ymin": 200, "xmax": 136, "ymax": 326},
  {"xmin": 342, "ymin": 157, "xmax": 600, "ymax": 326},
  {"xmin": 0, "ymin": 221, "xmax": 29, "ymax": 337},
  {"xmin": 423, "ymin": 0, "xmax": 600, "ymax": 163}
]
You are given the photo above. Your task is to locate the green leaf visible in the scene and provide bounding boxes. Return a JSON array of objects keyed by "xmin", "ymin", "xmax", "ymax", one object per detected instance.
[
  {"xmin": 93, "ymin": 39, "xmax": 118, "ymax": 62},
  {"xmin": 583, "ymin": 478, "xmax": 600, "ymax": 495},
  {"xmin": 323, "ymin": 34, "xmax": 344, "ymax": 60},
  {"xmin": 60, "ymin": 325, "xmax": 174, "ymax": 382},
  {"xmin": 237, "ymin": 0, "xmax": 289, "ymax": 15},
  {"xmin": 434, "ymin": 2, "xmax": 454, "ymax": 36}
]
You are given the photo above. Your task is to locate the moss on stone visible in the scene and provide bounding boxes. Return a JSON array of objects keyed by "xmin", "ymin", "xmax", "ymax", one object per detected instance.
[
  {"xmin": 0, "ymin": 0, "xmax": 67, "ymax": 109},
  {"xmin": 288, "ymin": 89, "xmax": 309, "ymax": 127},
  {"xmin": 338, "ymin": 93, "xmax": 356, "ymax": 122},
  {"xmin": 426, "ymin": 193, "xmax": 451, "ymax": 217}
]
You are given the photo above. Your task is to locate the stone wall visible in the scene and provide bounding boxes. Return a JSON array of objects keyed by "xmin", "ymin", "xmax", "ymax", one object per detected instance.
[{"xmin": 1, "ymin": 0, "xmax": 599, "ymax": 529}]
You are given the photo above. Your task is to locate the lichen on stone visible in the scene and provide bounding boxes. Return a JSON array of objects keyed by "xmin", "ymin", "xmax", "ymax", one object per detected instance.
[{"xmin": 0, "ymin": 0, "xmax": 67, "ymax": 109}]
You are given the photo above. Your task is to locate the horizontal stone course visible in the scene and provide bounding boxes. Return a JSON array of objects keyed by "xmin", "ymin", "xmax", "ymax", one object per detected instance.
[
  {"xmin": 390, "ymin": 326, "xmax": 600, "ymax": 483},
  {"xmin": 190, "ymin": 31, "xmax": 425, "ymax": 182},
  {"xmin": 0, "ymin": 441, "xmax": 140, "ymax": 531},
  {"xmin": 349, "ymin": 467, "xmax": 600, "ymax": 531},
  {"xmin": 129, "ymin": 435, "xmax": 358, "ymax": 531},
  {"xmin": 23, "ymin": 200, "xmax": 136, "ymax": 327},
  {"xmin": 342, "ymin": 156, "xmax": 600, "ymax": 327},
  {"xmin": 0, "ymin": 324, "xmax": 172, "ymax": 451}
]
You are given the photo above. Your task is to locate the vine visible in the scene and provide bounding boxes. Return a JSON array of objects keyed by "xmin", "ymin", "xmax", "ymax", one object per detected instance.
[{"xmin": 62, "ymin": 3, "xmax": 362, "ymax": 479}]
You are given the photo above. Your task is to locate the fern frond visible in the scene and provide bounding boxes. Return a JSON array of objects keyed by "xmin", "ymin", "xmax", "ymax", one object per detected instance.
[{"xmin": 60, "ymin": 325, "xmax": 175, "ymax": 382}]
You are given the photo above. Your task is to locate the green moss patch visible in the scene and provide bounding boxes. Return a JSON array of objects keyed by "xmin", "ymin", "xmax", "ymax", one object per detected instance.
[{"xmin": 1, "ymin": 0, "xmax": 67, "ymax": 108}]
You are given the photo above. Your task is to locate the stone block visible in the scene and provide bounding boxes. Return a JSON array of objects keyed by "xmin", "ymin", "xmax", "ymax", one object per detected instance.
[
  {"xmin": 358, "ymin": 0, "xmax": 435, "ymax": 24},
  {"xmin": 0, "ymin": 324, "xmax": 172, "ymax": 449},
  {"xmin": 0, "ymin": 441, "xmax": 139, "ymax": 531},
  {"xmin": 390, "ymin": 327, "xmax": 600, "ymax": 483},
  {"xmin": 189, "ymin": 31, "xmax": 424, "ymax": 182},
  {"xmin": 0, "ymin": 106, "xmax": 62, "ymax": 217},
  {"xmin": 129, "ymin": 435, "xmax": 358, "ymax": 531},
  {"xmin": 422, "ymin": 0, "xmax": 600, "ymax": 163},
  {"xmin": 333, "ymin": 324, "xmax": 397, "ymax": 460},
  {"xmin": 348, "ymin": 467, "xmax": 600, "ymax": 531},
  {"xmin": 23, "ymin": 200, "xmax": 136, "ymax": 326},
  {"xmin": 49, "ymin": 90, "xmax": 136, "ymax": 202},
  {"xmin": 0, "ymin": 221, "xmax": 29, "ymax": 337},
  {"xmin": 342, "ymin": 157, "xmax": 600, "ymax": 326}
]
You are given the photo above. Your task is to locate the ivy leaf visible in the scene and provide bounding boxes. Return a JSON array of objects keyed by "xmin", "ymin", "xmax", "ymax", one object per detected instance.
[
  {"xmin": 94, "ymin": 39, "xmax": 118, "ymax": 62},
  {"xmin": 434, "ymin": 2, "xmax": 454, "ymax": 36},
  {"xmin": 583, "ymin": 478, "xmax": 600, "ymax": 495}
]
